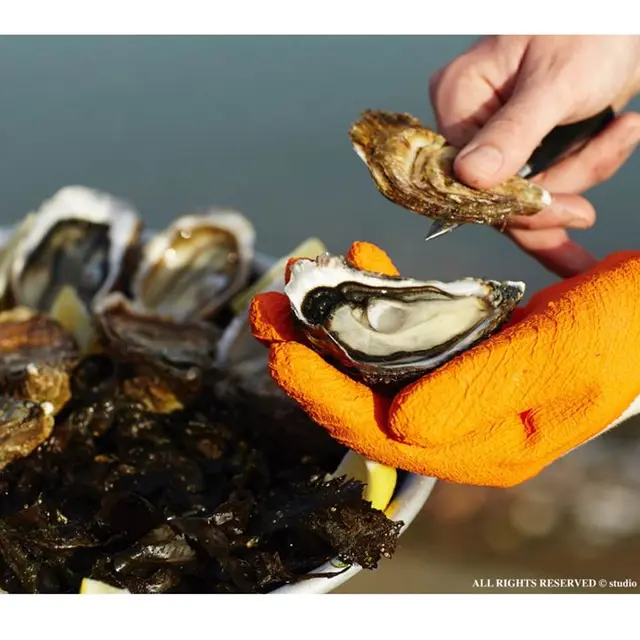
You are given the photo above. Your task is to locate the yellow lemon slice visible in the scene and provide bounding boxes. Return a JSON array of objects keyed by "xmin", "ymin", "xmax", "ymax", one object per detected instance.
[
  {"xmin": 329, "ymin": 450, "xmax": 397, "ymax": 512},
  {"xmin": 49, "ymin": 285, "xmax": 99, "ymax": 355},
  {"xmin": 230, "ymin": 237, "xmax": 327, "ymax": 313},
  {"xmin": 79, "ymin": 578, "xmax": 129, "ymax": 594}
]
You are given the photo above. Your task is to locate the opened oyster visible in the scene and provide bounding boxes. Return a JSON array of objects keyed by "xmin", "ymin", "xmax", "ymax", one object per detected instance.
[
  {"xmin": 349, "ymin": 110, "xmax": 551, "ymax": 239},
  {"xmin": 285, "ymin": 253, "xmax": 525, "ymax": 386},
  {"xmin": 130, "ymin": 209, "xmax": 256, "ymax": 323},
  {"xmin": 3, "ymin": 186, "xmax": 142, "ymax": 314}
]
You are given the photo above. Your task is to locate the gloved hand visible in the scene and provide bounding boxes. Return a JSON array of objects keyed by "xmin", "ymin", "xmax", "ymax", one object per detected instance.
[{"xmin": 248, "ymin": 241, "xmax": 640, "ymax": 487}]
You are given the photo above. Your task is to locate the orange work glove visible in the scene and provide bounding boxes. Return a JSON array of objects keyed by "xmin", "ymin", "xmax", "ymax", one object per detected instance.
[{"xmin": 248, "ymin": 241, "xmax": 640, "ymax": 487}]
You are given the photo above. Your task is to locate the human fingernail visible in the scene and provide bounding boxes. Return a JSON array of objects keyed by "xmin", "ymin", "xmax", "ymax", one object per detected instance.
[{"xmin": 456, "ymin": 144, "xmax": 504, "ymax": 180}]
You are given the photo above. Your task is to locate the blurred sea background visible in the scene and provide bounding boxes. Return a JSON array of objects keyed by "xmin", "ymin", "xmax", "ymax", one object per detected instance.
[{"xmin": 1, "ymin": 35, "xmax": 639, "ymax": 593}]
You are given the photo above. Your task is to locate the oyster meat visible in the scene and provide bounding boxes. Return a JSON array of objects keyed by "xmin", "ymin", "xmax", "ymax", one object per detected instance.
[
  {"xmin": 285, "ymin": 253, "xmax": 525, "ymax": 386},
  {"xmin": 349, "ymin": 110, "xmax": 551, "ymax": 238}
]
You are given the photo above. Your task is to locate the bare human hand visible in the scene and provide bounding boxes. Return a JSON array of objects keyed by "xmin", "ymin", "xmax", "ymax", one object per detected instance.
[{"xmin": 429, "ymin": 35, "xmax": 640, "ymax": 277}]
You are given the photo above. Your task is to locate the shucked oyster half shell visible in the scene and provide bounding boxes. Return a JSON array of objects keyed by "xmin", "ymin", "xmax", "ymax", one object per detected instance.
[
  {"xmin": 7, "ymin": 186, "xmax": 142, "ymax": 315},
  {"xmin": 349, "ymin": 110, "xmax": 551, "ymax": 234},
  {"xmin": 131, "ymin": 210, "xmax": 256, "ymax": 323},
  {"xmin": 285, "ymin": 253, "xmax": 525, "ymax": 386}
]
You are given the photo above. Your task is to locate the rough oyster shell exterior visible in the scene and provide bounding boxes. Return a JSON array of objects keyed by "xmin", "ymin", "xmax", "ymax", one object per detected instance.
[
  {"xmin": 350, "ymin": 110, "xmax": 551, "ymax": 228},
  {"xmin": 0, "ymin": 396, "xmax": 55, "ymax": 472},
  {"xmin": 93, "ymin": 292, "xmax": 222, "ymax": 411},
  {"xmin": 0, "ymin": 307, "xmax": 79, "ymax": 414}
]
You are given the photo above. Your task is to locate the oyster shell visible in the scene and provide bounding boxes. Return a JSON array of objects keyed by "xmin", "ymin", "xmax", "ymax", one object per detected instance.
[
  {"xmin": 131, "ymin": 210, "xmax": 256, "ymax": 323},
  {"xmin": 285, "ymin": 253, "xmax": 525, "ymax": 386},
  {"xmin": 0, "ymin": 396, "xmax": 55, "ymax": 472},
  {"xmin": 7, "ymin": 186, "xmax": 142, "ymax": 315},
  {"xmin": 94, "ymin": 293, "xmax": 222, "ymax": 412},
  {"xmin": 0, "ymin": 307, "xmax": 80, "ymax": 414},
  {"xmin": 349, "ymin": 110, "xmax": 551, "ymax": 235}
]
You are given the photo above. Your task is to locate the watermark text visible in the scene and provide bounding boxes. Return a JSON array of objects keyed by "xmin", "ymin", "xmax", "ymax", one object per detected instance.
[{"xmin": 473, "ymin": 578, "xmax": 638, "ymax": 589}]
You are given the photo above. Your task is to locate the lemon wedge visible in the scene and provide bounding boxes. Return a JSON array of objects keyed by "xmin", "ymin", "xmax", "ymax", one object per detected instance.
[
  {"xmin": 329, "ymin": 450, "xmax": 397, "ymax": 512},
  {"xmin": 49, "ymin": 285, "xmax": 98, "ymax": 355},
  {"xmin": 79, "ymin": 578, "xmax": 129, "ymax": 594},
  {"xmin": 230, "ymin": 237, "xmax": 327, "ymax": 313}
]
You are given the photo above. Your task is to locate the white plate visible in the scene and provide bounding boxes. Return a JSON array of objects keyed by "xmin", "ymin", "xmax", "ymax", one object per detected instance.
[{"xmin": 0, "ymin": 224, "xmax": 438, "ymax": 595}]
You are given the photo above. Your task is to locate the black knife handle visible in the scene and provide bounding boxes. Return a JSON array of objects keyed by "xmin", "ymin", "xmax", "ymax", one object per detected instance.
[{"xmin": 520, "ymin": 106, "xmax": 616, "ymax": 178}]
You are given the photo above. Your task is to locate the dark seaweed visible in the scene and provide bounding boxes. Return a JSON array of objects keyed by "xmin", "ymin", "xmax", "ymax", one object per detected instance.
[{"xmin": 0, "ymin": 356, "xmax": 403, "ymax": 594}]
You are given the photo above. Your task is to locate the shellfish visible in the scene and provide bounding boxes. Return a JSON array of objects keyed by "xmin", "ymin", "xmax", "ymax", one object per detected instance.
[
  {"xmin": 4, "ymin": 186, "xmax": 143, "ymax": 315},
  {"xmin": 285, "ymin": 252, "xmax": 525, "ymax": 386},
  {"xmin": 130, "ymin": 210, "xmax": 256, "ymax": 323},
  {"xmin": 93, "ymin": 292, "xmax": 222, "ymax": 413},
  {"xmin": 349, "ymin": 110, "xmax": 552, "ymax": 240},
  {"xmin": 0, "ymin": 307, "xmax": 80, "ymax": 415},
  {"xmin": 0, "ymin": 396, "xmax": 55, "ymax": 472}
]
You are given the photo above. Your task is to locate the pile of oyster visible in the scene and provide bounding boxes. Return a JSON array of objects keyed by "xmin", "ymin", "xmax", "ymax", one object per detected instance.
[
  {"xmin": 0, "ymin": 187, "xmax": 413, "ymax": 594},
  {"xmin": 0, "ymin": 185, "xmax": 262, "ymax": 472}
]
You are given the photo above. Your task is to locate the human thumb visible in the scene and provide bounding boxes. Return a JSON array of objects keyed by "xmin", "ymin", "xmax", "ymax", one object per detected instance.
[{"xmin": 453, "ymin": 77, "xmax": 573, "ymax": 189}]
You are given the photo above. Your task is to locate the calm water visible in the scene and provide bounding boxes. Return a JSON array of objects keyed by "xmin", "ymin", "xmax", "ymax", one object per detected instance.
[{"xmin": 0, "ymin": 35, "xmax": 639, "ymax": 298}]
